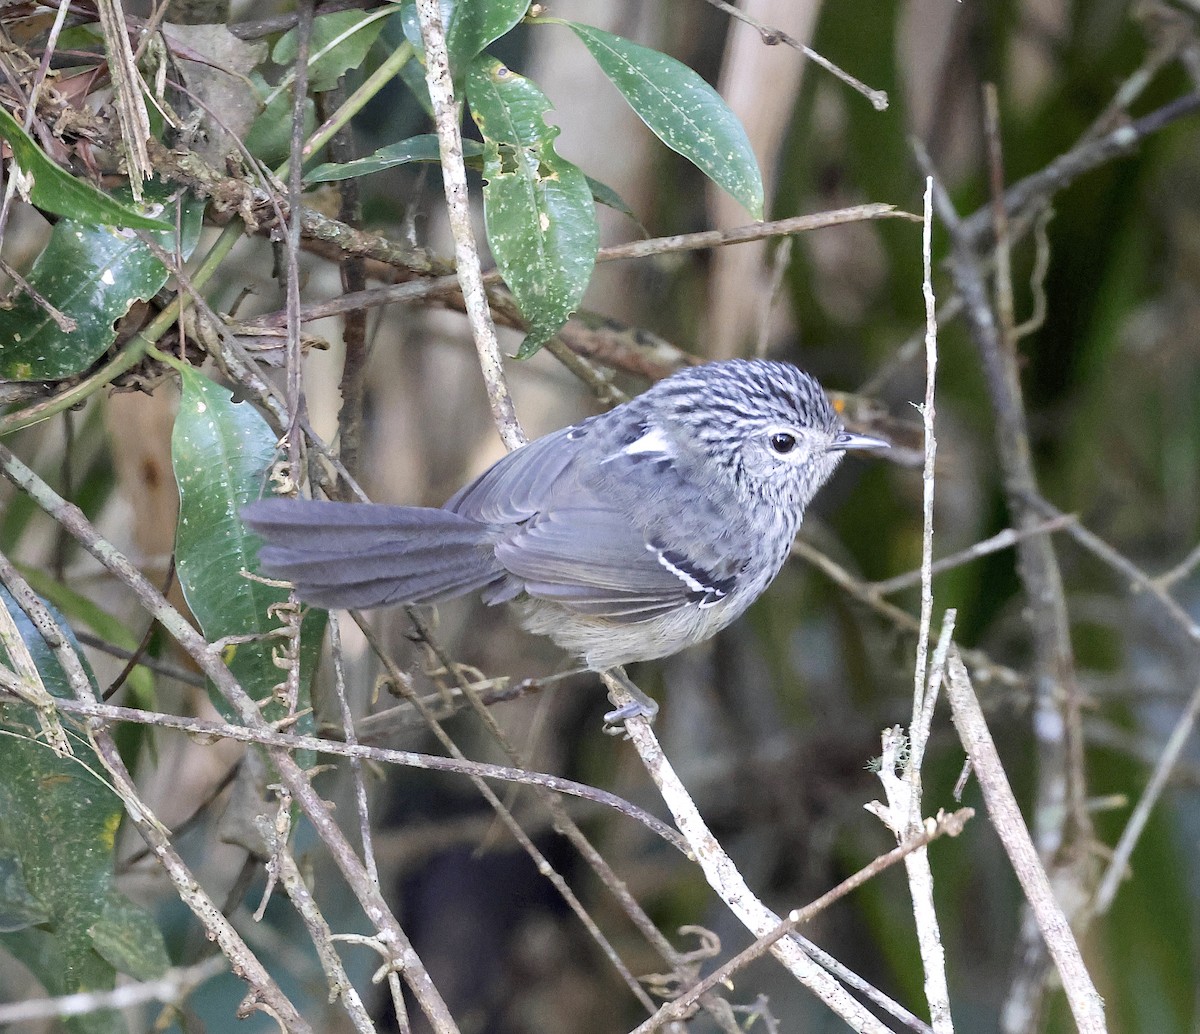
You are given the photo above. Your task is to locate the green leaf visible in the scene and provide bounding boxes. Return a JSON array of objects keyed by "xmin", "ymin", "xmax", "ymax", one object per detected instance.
[
  {"xmin": 0, "ymin": 107, "xmax": 172, "ymax": 230},
  {"xmin": 447, "ymin": 0, "xmax": 530, "ymax": 68},
  {"xmin": 466, "ymin": 56, "xmax": 598, "ymax": 356},
  {"xmin": 306, "ymin": 134, "xmax": 483, "ymax": 183},
  {"xmin": 273, "ymin": 9, "xmax": 391, "ymax": 92},
  {"xmin": 19, "ymin": 570, "xmax": 156, "ymax": 712},
  {"xmin": 244, "ymin": 71, "xmax": 314, "ymax": 165},
  {"xmin": 0, "ymin": 183, "xmax": 204, "ymax": 382},
  {"xmin": 171, "ymin": 368, "xmax": 324, "ymax": 724},
  {"xmin": 0, "ymin": 587, "xmax": 169, "ymax": 1033},
  {"xmin": 552, "ymin": 20, "xmax": 764, "ymax": 218},
  {"xmin": 0, "ymin": 854, "xmax": 52, "ymax": 932},
  {"xmin": 306, "ymin": 133, "xmax": 638, "ymax": 223}
]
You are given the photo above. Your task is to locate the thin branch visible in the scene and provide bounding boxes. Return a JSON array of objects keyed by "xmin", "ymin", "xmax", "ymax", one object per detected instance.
[
  {"xmin": 1091, "ymin": 676, "xmax": 1200, "ymax": 915},
  {"xmin": 0, "ymin": 957, "xmax": 227, "ymax": 1025},
  {"xmin": 633, "ymin": 808, "xmax": 973, "ymax": 1033},
  {"xmin": 1024, "ymin": 495, "xmax": 1200, "ymax": 645},
  {"xmin": 694, "ymin": 0, "xmax": 889, "ymax": 110},
  {"xmin": 415, "ymin": 0, "xmax": 524, "ymax": 450},
  {"xmin": 868, "ymin": 514, "xmax": 1077, "ymax": 596},
  {"xmin": 791, "ymin": 537, "xmax": 1026, "ymax": 692},
  {"xmin": 603, "ymin": 674, "xmax": 896, "ymax": 1034},
  {"xmin": 944, "ymin": 651, "xmax": 1107, "ymax": 1034},
  {"xmin": 0, "ymin": 689, "xmax": 685, "ymax": 852}
]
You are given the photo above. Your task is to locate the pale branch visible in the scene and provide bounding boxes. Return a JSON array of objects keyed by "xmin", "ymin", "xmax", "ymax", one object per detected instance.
[
  {"xmin": 415, "ymin": 0, "xmax": 525, "ymax": 451},
  {"xmin": 944, "ymin": 651, "xmax": 1107, "ymax": 1034},
  {"xmin": 604, "ymin": 674, "xmax": 896, "ymax": 1034},
  {"xmin": 633, "ymin": 808, "xmax": 973, "ymax": 1033}
]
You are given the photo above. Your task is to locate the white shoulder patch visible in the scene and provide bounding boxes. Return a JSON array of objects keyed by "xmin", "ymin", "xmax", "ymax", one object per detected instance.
[{"xmin": 620, "ymin": 425, "xmax": 673, "ymax": 458}]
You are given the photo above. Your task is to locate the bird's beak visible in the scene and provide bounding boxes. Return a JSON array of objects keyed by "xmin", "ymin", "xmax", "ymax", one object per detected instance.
[{"xmin": 830, "ymin": 430, "xmax": 889, "ymax": 452}]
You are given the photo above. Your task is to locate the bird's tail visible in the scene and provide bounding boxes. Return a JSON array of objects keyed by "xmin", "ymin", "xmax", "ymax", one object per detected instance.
[{"xmin": 242, "ymin": 499, "xmax": 503, "ymax": 611}]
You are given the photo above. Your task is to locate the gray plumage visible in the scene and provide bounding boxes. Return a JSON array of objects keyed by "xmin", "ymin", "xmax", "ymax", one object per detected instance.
[{"xmin": 242, "ymin": 359, "xmax": 886, "ymax": 671}]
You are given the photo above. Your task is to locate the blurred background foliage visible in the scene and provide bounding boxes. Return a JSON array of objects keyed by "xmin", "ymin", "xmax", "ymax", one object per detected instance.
[{"xmin": 1, "ymin": 0, "xmax": 1199, "ymax": 1032}]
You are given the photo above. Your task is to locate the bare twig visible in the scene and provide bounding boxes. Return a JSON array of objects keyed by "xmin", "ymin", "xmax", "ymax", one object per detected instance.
[
  {"xmin": 868, "ymin": 515, "xmax": 1077, "ymax": 596},
  {"xmin": 415, "ymin": 0, "xmax": 524, "ymax": 450},
  {"xmin": 633, "ymin": 808, "xmax": 973, "ymax": 1033},
  {"xmin": 603, "ymin": 674, "xmax": 895, "ymax": 1034},
  {"xmin": 1092, "ymin": 676, "xmax": 1200, "ymax": 916},
  {"xmin": 0, "ymin": 956, "xmax": 227, "ymax": 1025},
  {"xmin": 1024, "ymin": 495, "xmax": 1200, "ymax": 645},
  {"xmin": 944, "ymin": 651, "xmax": 1107, "ymax": 1034},
  {"xmin": 694, "ymin": 0, "xmax": 889, "ymax": 110}
]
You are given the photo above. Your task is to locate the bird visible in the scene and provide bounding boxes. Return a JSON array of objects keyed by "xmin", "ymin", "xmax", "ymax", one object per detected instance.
[{"xmin": 242, "ymin": 359, "xmax": 887, "ymax": 722}]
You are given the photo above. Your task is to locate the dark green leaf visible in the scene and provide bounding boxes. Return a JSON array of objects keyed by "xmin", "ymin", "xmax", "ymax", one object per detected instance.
[
  {"xmin": 447, "ymin": 0, "xmax": 530, "ymax": 67},
  {"xmin": 0, "ymin": 107, "xmax": 171, "ymax": 229},
  {"xmin": 171, "ymin": 369, "xmax": 324, "ymax": 724},
  {"xmin": 0, "ymin": 854, "xmax": 51, "ymax": 932},
  {"xmin": 244, "ymin": 72, "xmax": 314, "ymax": 165},
  {"xmin": 554, "ymin": 21, "xmax": 764, "ymax": 218},
  {"xmin": 466, "ymin": 56, "xmax": 598, "ymax": 356},
  {"xmin": 584, "ymin": 174, "xmax": 640, "ymax": 225},
  {"xmin": 0, "ymin": 183, "xmax": 203, "ymax": 382},
  {"xmin": 0, "ymin": 587, "xmax": 168, "ymax": 1032},
  {"xmin": 273, "ymin": 9, "xmax": 391, "ymax": 92}
]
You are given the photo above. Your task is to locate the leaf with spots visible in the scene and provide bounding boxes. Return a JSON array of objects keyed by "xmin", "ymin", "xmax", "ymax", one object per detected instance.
[
  {"xmin": 171, "ymin": 369, "xmax": 324, "ymax": 724},
  {"xmin": 0, "ymin": 586, "xmax": 168, "ymax": 1033},
  {"xmin": 543, "ymin": 20, "xmax": 764, "ymax": 219},
  {"xmin": 466, "ymin": 56, "xmax": 598, "ymax": 357},
  {"xmin": 0, "ymin": 182, "xmax": 203, "ymax": 382}
]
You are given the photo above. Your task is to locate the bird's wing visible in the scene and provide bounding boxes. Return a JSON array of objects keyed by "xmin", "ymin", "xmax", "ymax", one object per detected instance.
[
  {"xmin": 496, "ymin": 507, "xmax": 748, "ymax": 620},
  {"xmin": 444, "ymin": 421, "xmax": 594, "ymax": 525}
]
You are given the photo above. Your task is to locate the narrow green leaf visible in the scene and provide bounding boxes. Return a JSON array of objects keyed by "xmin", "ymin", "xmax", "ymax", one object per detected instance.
[
  {"xmin": 306, "ymin": 134, "xmax": 483, "ymax": 183},
  {"xmin": 171, "ymin": 369, "xmax": 324, "ymax": 724},
  {"xmin": 273, "ymin": 9, "xmax": 391, "ymax": 92},
  {"xmin": 0, "ymin": 183, "xmax": 203, "ymax": 382},
  {"xmin": 0, "ymin": 587, "xmax": 169, "ymax": 1032},
  {"xmin": 0, "ymin": 106, "xmax": 171, "ymax": 229},
  {"xmin": 466, "ymin": 57, "xmax": 598, "ymax": 356},
  {"xmin": 553, "ymin": 21, "xmax": 764, "ymax": 218}
]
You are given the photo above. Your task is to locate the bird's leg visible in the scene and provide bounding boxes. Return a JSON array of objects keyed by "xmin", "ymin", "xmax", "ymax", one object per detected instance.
[{"xmin": 602, "ymin": 666, "xmax": 659, "ymax": 733}]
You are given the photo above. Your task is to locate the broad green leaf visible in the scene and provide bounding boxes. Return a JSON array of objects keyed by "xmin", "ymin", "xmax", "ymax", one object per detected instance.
[
  {"xmin": 552, "ymin": 20, "xmax": 764, "ymax": 219},
  {"xmin": 466, "ymin": 57, "xmax": 598, "ymax": 356},
  {"xmin": 171, "ymin": 368, "xmax": 324, "ymax": 724},
  {"xmin": 273, "ymin": 9, "xmax": 391, "ymax": 92},
  {"xmin": 0, "ymin": 107, "xmax": 171, "ymax": 230},
  {"xmin": 0, "ymin": 183, "xmax": 203, "ymax": 382},
  {"xmin": 0, "ymin": 587, "xmax": 169, "ymax": 1034},
  {"xmin": 447, "ymin": 0, "xmax": 530, "ymax": 67}
]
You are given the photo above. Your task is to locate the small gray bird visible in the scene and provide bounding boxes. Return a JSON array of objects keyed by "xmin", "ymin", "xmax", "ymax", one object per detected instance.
[{"xmin": 243, "ymin": 359, "xmax": 886, "ymax": 720}]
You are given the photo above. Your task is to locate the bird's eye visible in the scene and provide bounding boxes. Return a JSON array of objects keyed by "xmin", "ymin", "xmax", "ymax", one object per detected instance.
[{"xmin": 769, "ymin": 432, "xmax": 797, "ymax": 455}]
